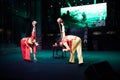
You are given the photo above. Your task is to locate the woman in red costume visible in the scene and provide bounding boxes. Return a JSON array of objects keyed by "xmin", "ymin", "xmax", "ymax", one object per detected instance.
[
  {"xmin": 20, "ymin": 21, "xmax": 38, "ymax": 61},
  {"xmin": 60, "ymin": 35, "xmax": 83, "ymax": 65}
]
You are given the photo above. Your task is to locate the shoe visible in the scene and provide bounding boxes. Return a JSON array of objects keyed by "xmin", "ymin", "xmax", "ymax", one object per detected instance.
[
  {"xmin": 24, "ymin": 59, "xmax": 31, "ymax": 62},
  {"xmin": 34, "ymin": 58, "xmax": 37, "ymax": 63},
  {"xmin": 68, "ymin": 62, "xmax": 74, "ymax": 64},
  {"xmin": 78, "ymin": 63, "xmax": 84, "ymax": 66},
  {"xmin": 34, "ymin": 60, "xmax": 37, "ymax": 63}
]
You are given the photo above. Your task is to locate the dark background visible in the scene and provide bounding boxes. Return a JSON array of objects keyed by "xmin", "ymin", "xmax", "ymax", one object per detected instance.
[{"xmin": 0, "ymin": 0, "xmax": 120, "ymax": 51}]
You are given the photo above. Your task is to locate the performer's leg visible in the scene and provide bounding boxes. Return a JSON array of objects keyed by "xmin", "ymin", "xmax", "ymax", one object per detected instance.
[
  {"xmin": 70, "ymin": 49, "xmax": 76, "ymax": 63},
  {"xmin": 33, "ymin": 45, "xmax": 36, "ymax": 54},
  {"xmin": 33, "ymin": 45, "xmax": 37, "ymax": 61},
  {"xmin": 24, "ymin": 47, "xmax": 31, "ymax": 61},
  {"xmin": 20, "ymin": 40, "xmax": 26, "ymax": 59},
  {"xmin": 69, "ymin": 52, "xmax": 75, "ymax": 63},
  {"xmin": 69, "ymin": 38, "xmax": 79, "ymax": 63},
  {"xmin": 77, "ymin": 42, "xmax": 83, "ymax": 64}
]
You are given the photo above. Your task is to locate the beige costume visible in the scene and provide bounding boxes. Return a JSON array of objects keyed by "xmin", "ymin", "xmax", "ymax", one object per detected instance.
[{"xmin": 61, "ymin": 35, "xmax": 83, "ymax": 64}]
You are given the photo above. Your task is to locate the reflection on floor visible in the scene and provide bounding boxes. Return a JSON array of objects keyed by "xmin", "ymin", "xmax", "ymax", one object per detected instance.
[{"xmin": 0, "ymin": 47, "xmax": 120, "ymax": 80}]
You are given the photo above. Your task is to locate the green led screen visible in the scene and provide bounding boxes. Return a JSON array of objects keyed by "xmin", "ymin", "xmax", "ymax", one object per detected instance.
[{"xmin": 60, "ymin": 3, "xmax": 107, "ymax": 28}]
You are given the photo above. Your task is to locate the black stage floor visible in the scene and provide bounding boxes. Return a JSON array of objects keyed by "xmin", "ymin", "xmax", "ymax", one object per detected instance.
[{"xmin": 0, "ymin": 47, "xmax": 120, "ymax": 80}]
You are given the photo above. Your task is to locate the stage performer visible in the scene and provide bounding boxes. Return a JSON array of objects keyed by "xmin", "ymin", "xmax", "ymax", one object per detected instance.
[
  {"xmin": 60, "ymin": 35, "xmax": 84, "ymax": 65},
  {"xmin": 20, "ymin": 21, "xmax": 38, "ymax": 61},
  {"xmin": 57, "ymin": 18, "xmax": 65, "ymax": 38}
]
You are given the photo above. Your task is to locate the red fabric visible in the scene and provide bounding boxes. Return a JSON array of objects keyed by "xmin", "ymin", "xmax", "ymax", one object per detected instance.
[
  {"xmin": 61, "ymin": 36, "xmax": 77, "ymax": 53},
  {"xmin": 31, "ymin": 31, "xmax": 35, "ymax": 42},
  {"xmin": 20, "ymin": 27, "xmax": 37, "ymax": 61},
  {"xmin": 61, "ymin": 36, "xmax": 68, "ymax": 43},
  {"xmin": 20, "ymin": 38, "xmax": 31, "ymax": 61},
  {"xmin": 33, "ymin": 44, "xmax": 36, "ymax": 54},
  {"xmin": 61, "ymin": 36, "xmax": 72, "ymax": 52}
]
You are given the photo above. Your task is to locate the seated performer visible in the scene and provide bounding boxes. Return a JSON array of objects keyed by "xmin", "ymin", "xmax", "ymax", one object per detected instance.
[
  {"xmin": 60, "ymin": 35, "xmax": 84, "ymax": 65},
  {"xmin": 20, "ymin": 21, "xmax": 38, "ymax": 61}
]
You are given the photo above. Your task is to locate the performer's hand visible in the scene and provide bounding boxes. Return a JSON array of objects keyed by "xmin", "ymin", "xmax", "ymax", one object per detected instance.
[
  {"xmin": 62, "ymin": 49, "xmax": 69, "ymax": 52},
  {"xmin": 53, "ymin": 43, "xmax": 58, "ymax": 47},
  {"xmin": 35, "ymin": 42, "xmax": 39, "ymax": 46},
  {"xmin": 57, "ymin": 18, "xmax": 63, "ymax": 24},
  {"xmin": 62, "ymin": 49, "xmax": 66, "ymax": 52}
]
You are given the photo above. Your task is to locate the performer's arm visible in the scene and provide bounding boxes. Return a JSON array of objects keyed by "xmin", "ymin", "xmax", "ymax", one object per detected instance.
[
  {"xmin": 32, "ymin": 39, "xmax": 39, "ymax": 46},
  {"xmin": 61, "ymin": 23, "xmax": 65, "ymax": 37},
  {"xmin": 24, "ymin": 38, "xmax": 30, "ymax": 48},
  {"xmin": 31, "ymin": 27, "xmax": 36, "ymax": 41},
  {"xmin": 62, "ymin": 42, "xmax": 70, "ymax": 52}
]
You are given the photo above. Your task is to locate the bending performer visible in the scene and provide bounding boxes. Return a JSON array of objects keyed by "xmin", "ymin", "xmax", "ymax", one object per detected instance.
[
  {"xmin": 60, "ymin": 35, "xmax": 83, "ymax": 65},
  {"xmin": 20, "ymin": 21, "xmax": 38, "ymax": 61}
]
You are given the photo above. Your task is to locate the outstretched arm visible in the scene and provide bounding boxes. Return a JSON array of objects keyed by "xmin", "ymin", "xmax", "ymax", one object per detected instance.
[
  {"xmin": 31, "ymin": 21, "xmax": 37, "ymax": 41},
  {"xmin": 61, "ymin": 23, "xmax": 65, "ymax": 37}
]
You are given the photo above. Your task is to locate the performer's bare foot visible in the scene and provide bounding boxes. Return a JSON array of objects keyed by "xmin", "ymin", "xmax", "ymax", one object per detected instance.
[
  {"xmin": 68, "ymin": 62, "xmax": 74, "ymax": 64},
  {"xmin": 34, "ymin": 58, "xmax": 37, "ymax": 63}
]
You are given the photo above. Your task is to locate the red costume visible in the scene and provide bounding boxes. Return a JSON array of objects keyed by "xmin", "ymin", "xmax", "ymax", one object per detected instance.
[
  {"xmin": 20, "ymin": 37, "xmax": 37, "ymax": 61},
  {"xmin": 20, "ymin": 22, "xmax": 37, "ymax": 61}
]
